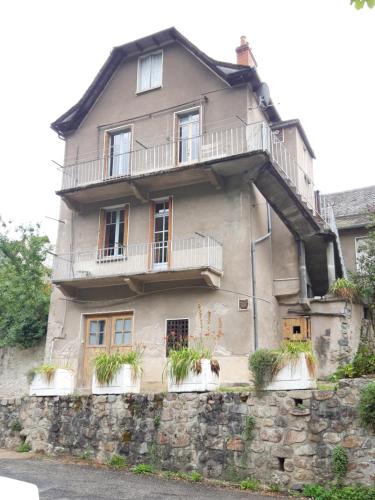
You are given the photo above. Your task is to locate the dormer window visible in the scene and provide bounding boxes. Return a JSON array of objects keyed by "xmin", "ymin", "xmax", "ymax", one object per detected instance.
[{"xmin": 137, "ymin": 51, "xmax": 163, "ymax": 93}]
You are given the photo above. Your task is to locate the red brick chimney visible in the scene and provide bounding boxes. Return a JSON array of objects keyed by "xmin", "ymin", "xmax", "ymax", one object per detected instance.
[{"xmin": 236, "ymin": 36, "xmax": 257, "ymax": 68}]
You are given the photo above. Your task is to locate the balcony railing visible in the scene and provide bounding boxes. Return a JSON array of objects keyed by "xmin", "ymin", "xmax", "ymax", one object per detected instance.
[
  {"xmin": 52, "ymin": 236, "xmax": 223, "ymax": 283},
  {"xmin": 59, "ymin": 122, "xmax": 316, "ymax": 215}
]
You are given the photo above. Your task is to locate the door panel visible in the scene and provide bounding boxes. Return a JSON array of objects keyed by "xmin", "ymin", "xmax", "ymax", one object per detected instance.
[{"xmin": 82, "ymin": 314, "xmax": 134, "ymax": 388}]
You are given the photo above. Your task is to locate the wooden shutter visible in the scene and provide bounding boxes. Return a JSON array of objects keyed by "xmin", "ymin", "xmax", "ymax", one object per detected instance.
[
  {"xmin": 97, "ymin": 209, "xmax": 106, "ymax": 253},
  {"xmin": 148, "ymin": 201, "xmax": 155, "ymax": 270},
  {"xmin": 123, "ymin": 204, "xmax": 129, "ymax": 247},
  {"xmin": 168, "ymin": 196, "xmax": 173, "ymax": 269}
]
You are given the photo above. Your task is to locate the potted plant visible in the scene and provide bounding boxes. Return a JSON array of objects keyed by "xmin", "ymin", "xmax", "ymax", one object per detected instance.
[
  {"xmin": 329, "ymin": 278, "xmax": 357, "ymax": 301},
  {"xmin": 166, "ymin": 305, "xmax": 222, "ymax": 392},
  {"xmin": 92, "ymin": 349, "xmax": 143, "ymax": 394},
  {"xmin": 29, "ymin": 364, "xmax": 74, "ymax": 396},
  {"xmin": 249, "ymin": 341, "xmax": 317, "ymax": 391}
]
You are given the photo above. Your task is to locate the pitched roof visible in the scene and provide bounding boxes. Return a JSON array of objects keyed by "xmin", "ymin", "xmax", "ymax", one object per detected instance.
[
  {"xmin": 51, "ymin": 27, "xmax": 281, "ymax": 138},
  {"xmin": 321, "ymin": 185, "xmax": 375, "ymax": 230}
]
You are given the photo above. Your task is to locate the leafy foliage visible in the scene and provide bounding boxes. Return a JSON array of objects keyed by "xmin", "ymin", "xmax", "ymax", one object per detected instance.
[
  {"xmin": 0, "ymin": 222, "xmax": 51, "ymax": 348},
  {"xmin": 329, "ymin": 278, "xmax": 357, "ymax": 301},
  {"xmin": 350, "ymin": 217, "xmax": 375, "ymax": 334},
  {"xmin": 106, "ymin": 454, "xmax": 127, "ymax": 468},
  {"xmin": 30, "ymin": 364, "xmax": 57, "ymax": 383},
  {"xmin": 239, "ymin": 478, "xmax": 259, "ymax": 490},
  {"xmin": 332, "ymin": 446, "xmax": 348, "ymax": 485},
  {"xmin": 189, "ymin": 471, "xmax": 203, "ymax": 482},
  {"xmin": 303, "ymin": 483, "xmax": 375, "ymax": 499},
  {"xmin": 166, "ymin": 347, "xmax": 213, "ymax": 384},
  {"xmin": 249, "ymin": 341, "xmax": 316, "ymax": 389},
  {"xmin": 274, "ymin": 341, "xmax": 316, "ymax": 377},
  {"xmin": 248, "ymin": 349, "xmax": 278, "ymax": 389},
  {"xmin": 95, "ymin": 349, "xmax": 143, "ymax": 385},
  {"xmin": 16, "ymin": 442, "xmax": 31, "ymax": 453},
  {"xmin": 131, "ymin": 463, "xmax": 154, "ymax": 474},
  {"xmin": 351, "ymin": 0, "xmax": 375, "ymax": 9},
  {"xmin": 243, "ymin": 416, "xmax": 256, "ymax": 441},
  {"xmin": 359, "ymin": 381, "xmax": 375, "ymax": 432}
]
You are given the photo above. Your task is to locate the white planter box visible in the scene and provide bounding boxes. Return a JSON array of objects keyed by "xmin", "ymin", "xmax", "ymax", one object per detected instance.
[
  {"xmin": 265, "ymin": 354, "xmax": 317, "ymax": 391},
  {"xmin": 92, "ymin": 364, "xmax": 141, "ymax": 394},
  {"xmin": 168, "ymin": 359, "xmax": 219, "ymax": 392},
  {"xmin": 30, "ymin": 369, "xmax": 74, "ymax": 396}
]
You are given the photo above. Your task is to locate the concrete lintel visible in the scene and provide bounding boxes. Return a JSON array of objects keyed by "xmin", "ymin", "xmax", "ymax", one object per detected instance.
[
  {"xmin": 130, "ymin": 182, "xmax": 148, "ymax": 203},
  {"xmin": 124, "ymin": 278, "xmax": 143, "ymax": 294},
  {"xmin": 56, "ymin": 284, "xmax": 77, "ymax": 298},
  {"xmin": 201, "ymin": 270, "xmax": 221, "ymax": 289},
  {"xmin": 62, "ymin": 196, "xmax": 83, "ymax": 213}
]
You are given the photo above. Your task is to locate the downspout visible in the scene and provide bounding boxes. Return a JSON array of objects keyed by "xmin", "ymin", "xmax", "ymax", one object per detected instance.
[
  {"xmin": 297, "ymin": 239, "xmax": 308, "ymax": 300},
  {"xmin": 251, "ymin": 203, "xmax": 272, "ymax": 351}
]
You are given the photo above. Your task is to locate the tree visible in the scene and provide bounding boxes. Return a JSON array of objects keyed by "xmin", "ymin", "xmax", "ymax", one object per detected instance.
[
  {"xmin": 350, "ymin": 216, "xmax": 375, "ymax": 334},
  {"xmin": 351, "ymin": 0, "xmax": 375, "ymax": 9},
  {"xmin": 0, "ymin": 221, "xmax": 51, "ymax": 348}
]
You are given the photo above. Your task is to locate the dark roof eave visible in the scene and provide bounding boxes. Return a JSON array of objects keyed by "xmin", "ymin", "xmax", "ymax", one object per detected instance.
[{"xmin": 51, "ymin": 27, "xmax": 281, "ymax": 137}]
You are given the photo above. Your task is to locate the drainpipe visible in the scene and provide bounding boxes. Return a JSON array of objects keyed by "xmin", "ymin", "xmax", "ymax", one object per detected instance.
[
  {"xmin": 297, "ymin": 239, "xmax": 308, "ymax": 300},
  {"xmin": 251, "ymin": 204, "xmax": 272, "ymax": 351},
  {"xmin": 326, "ymin": 241, "xmax": 336, "ymax": 287}
]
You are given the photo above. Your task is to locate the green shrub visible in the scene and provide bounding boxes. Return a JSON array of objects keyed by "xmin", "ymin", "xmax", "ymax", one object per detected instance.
[
  {"xmin": 239, "ymin": 478, "xmax": 259, "ymax": 490},
  {"xmin": 329, "ymin": 364, "xmax": 355, "ymax": 381},
  {"xmin": 243, "ymin": 416, "xmax": 256, "ymax": 441},
  {"xmin": 95, "ymin": 350, "xmax": 143, "ymax": 385},
  {"xmin": 332, "ymin": 446, "xmax": 348, "ymax": 484},
  {"xmin": 359, "ymin": 381, "xmax": 375, "ymax": 432},
  {"xmin": 166, "ymin": 347, "xmax": 213, "ymax": 384},
  {"xmin": 106, "ymin": 454, "xmax": 126, "ymax": 468},
  {"xmin": 303, "ymin": 483, "xmax": 375, "ymax": 499},
  {"xmin": 275, "ymin": 341, "xmax": 316, "ymax": 378},
  {"xmin": 248, "ymin": 349, "xmax": 277, "ymax": 389},
  {"xmin": 329, "ymin": 278, "xmax": 357, "ymax": 301},
  {"xmin": 353, "ymin": 344, "xmax": 375, "ymax": 376},
  {"xmin": 189, "ymin": 471, "xmax": 203, "ymax": 482},
  {"xmin": 131, "ymin": 463, "xmax": 154, "ymax": 474},
  {"xmin": 16, "ymin": 442, "xmax": 31, "ymax": 453},
  {"xmin": 11, "ymin": 421, "xmax": 22, "ymax": 433},
  {"xmin": 154, "ymin": 415, "xmax": 161, "ymax": 428}
]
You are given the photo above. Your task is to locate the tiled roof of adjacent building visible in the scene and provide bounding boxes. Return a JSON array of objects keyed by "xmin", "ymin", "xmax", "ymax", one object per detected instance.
[{"xmin": 321, "ymin": 185, "xmax": 375, "ymax": 230}]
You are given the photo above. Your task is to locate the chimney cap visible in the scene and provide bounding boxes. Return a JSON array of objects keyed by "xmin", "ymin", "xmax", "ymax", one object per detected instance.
[{"xmin": 240, "ymin": 36, "xmax": 248, "ymax": 46}]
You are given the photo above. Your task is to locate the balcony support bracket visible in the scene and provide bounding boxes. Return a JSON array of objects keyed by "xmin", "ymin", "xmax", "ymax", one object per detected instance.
[
  {"xmin": 124, "ymin": 278, "xmax": 143, "ymax": 295},
  {"xmin": 204, "ymin": 168, "xmax": 224, "ymax": 190},
  {"xmin": 130, "ymin": 182, "xmax": 148, "ymax": 203},
  {"xmin": 201, "ymin": 270, "xmax": 221, "ymax": 289}
]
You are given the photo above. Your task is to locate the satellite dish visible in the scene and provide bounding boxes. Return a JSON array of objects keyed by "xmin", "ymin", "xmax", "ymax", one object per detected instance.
[{"xmin": 258, "ymin": 82, "xmax": 270, "ymax": 108}]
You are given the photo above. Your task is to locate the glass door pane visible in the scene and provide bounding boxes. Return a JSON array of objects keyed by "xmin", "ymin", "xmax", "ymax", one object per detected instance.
[
  {"xmin": 178, "ymin": 111, "xmax": 199, "ymax": 164},
  {"xmin": 153, "ymin": 200, "xmax": 169, "ymax": 268},
  {"xmin": 109, "ymin": 131, "xmax": 131, "ymax": 177}
]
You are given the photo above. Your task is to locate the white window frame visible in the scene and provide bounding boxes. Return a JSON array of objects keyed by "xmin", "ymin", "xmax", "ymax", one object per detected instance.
[
  {"xmin": 173, "ymin": 106, "xmax": 202, "ymax": 166},
  {"xmin": 103, "ymin": 124, "xmax": 134, "ymax": 178},
  {"xmin": 137, "ymin": 50, "xmax": 163, "ymax": 94}
]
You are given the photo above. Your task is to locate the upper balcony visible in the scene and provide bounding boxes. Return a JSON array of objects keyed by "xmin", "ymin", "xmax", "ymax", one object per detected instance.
[
  {"xmin": 52, "ymin": 236, "xmax": 223, "ymax": 296},
  {"xmin": 57, "ymin": 122, "xmax": 317, "ymax": 218}
]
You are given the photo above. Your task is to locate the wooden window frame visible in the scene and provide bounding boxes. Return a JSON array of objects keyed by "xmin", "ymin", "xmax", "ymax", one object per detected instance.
[
  {"xmin": 173, "ymin": 106, "xmax": 202, "ymax": 167},
  {"xmin": 111, "ymin": 314, "xmax": 134, "ymax": 347},
  {"xmin": 97, "ymin": 204, "xmax": 130, "ymax": 262},
  {"xmin": 86, "ymin": 316, "xmax": 108, "ymax": 348}
]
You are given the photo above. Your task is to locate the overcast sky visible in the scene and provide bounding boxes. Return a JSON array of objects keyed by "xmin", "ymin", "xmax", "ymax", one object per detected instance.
[{"xmin": 0, "ymin": 0, "xmax": 374, "ymax": 244}]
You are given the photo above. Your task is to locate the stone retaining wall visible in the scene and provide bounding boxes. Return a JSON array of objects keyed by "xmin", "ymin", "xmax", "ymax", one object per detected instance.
[{"xmin": 0, "ymin": 378, "xmax": 374, "ymax": 489}]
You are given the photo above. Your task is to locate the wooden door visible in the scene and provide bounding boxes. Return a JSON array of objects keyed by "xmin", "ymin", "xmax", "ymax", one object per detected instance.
[{"xmin": 82, "ymin": 313, "xmax": 133, "ymax": 388}]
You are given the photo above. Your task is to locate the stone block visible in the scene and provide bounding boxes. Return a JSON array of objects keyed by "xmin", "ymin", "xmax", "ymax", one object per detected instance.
[
  {"xmin": 284, "ymin": 430, "xmax": 307, "ymax": 445},
  {"xmin": 313, "ymin": 391, "xmax": 334, "ymax": 401},
  {"xmin": 260, "ymin": 429, "xmax": 282, "ymax": 443},
  {"xmin": 226, "ymin": 436, "xmax": 244, "ymax": 451}
]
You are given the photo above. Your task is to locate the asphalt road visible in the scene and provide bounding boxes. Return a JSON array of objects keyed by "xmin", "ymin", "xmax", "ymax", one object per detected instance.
[{"xmin": 0, "ymin": 453, "xmax": 290, "ymax": 500}]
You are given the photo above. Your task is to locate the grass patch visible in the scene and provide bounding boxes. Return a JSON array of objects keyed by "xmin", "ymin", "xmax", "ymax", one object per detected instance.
[
  {"xmin": 239, "ymin": 478, "xmax": 259, "ymax": 490},
  {"xmin": 131, "ymin": 463, "xmax": 154, "ymax": 474},
  {"xmin": 106, "ymin": 454, "xmax": 127, "ymax": 468},
  {"xmin": 218, "ymin": 385, "xmax": 253, "ymax": 393},
  {"xmin": 16, "ymin": 442, "xmax": 31, "ymax": 453},
  {"xmin": 303, "ymin": 484, "xmax": 375, "ymax": 499}
]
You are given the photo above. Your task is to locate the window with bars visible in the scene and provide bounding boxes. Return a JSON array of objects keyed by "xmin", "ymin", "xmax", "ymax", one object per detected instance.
[{"xmin": 166, "ymin": 319, "xmax": 189, "ymax": 356}]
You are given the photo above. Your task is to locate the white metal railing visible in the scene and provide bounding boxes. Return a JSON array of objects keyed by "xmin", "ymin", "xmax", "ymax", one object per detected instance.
[
  {"xmin": 59, "ymin": 121, "xmax": 318, "ymax": 220},
  {"xmin": 52, "ymin": 236, "xmax": 223, "ymax": 282}
]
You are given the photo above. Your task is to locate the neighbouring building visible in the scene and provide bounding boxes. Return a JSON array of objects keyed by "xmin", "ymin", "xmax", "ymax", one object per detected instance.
[
  {"xmin": 321, "ymin": 185, "xmax": 375, "ymax": 274},
  {"xmin": 45, "ymin": 28, "xmax": 364, "ymax": 391}
]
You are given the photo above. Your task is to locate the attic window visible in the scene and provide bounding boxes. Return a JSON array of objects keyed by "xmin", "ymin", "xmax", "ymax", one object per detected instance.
[{"xmin": 137, "ymin": 51, "xmax": 163, "ymax": 93}]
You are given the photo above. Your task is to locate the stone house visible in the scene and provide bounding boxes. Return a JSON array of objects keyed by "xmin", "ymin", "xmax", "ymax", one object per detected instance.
[{"xmin": 46, "ymin": 28, "xmax": 363, "ymax": 391}]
